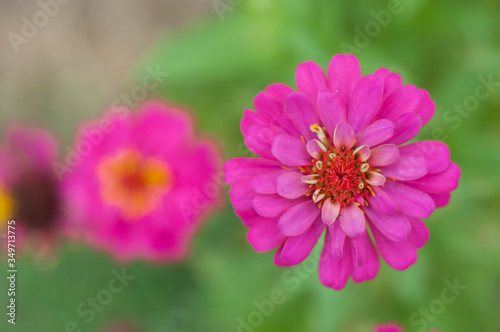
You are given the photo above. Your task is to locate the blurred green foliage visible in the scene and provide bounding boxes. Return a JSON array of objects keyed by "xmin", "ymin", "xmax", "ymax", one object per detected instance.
[{"xmin": 2, "ymin": 0, "xmax": 500, "ymax": 331}]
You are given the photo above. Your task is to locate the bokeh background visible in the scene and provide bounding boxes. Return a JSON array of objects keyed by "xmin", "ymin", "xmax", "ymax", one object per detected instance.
[{"xmin": 1, "ymin": 0, "xmax": 500, "ymax": 331}]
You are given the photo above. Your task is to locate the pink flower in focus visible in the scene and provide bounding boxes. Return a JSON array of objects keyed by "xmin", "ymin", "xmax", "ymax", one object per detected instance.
[
  {"xmin": 224, "ymin": 54, "xmax": 460, "ymax": 289},
  {"xmin": 0, "ymin": 125, "xmax": 62, "ymax": 254},
  {"xmin": 374, "ymin": 323, "xmax": 440, "ymax": 332},
  {"xmin": 63, "ymin": 101, "xmax": 222, "ymax": 262}
]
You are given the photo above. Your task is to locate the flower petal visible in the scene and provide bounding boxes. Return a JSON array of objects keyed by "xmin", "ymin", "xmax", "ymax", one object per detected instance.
[
  {"xmin": 244, "ymin": 125, "xmax": 280, "ymax": 160},
  {"xmin": 366, "ymin": 171, "xmax": 386, "ymax": 186},
  {"xmin": 321, "ymin": 198, "xmax": 341, "ymax": 225},
  {"xmin": 317, "ymin": 90, "xmax": 346, "ymax": 135},
  {"xmin": 240, "ymin": 109, "xmax": 267, "ymax": 136},
  {"xmin": 325, "ymin": 220, "xmax": 346, "ymax": 260},
  {"xmin": 339, "ymin": 204, "xmax": 366, "ymax": 238},
  {"xmin": 407, "ymin": 217, "xmax": 430, "ymax": 249},
  {"xmin": 383, "ymin": 181, "xmax": 436, "ymax": 219},
  {"xmin": 279, "ymin": 200, "xmax": 321, "ymax": 236},
  {"xmin": 296, "ymin": 61, "xmax": 327, "ymax": 102},
  {"xmin": 276, "ymin": 172, "xmax": 312, "ymax": 199},
  {"xmin": 319, "ymin": 240, "xmax": 351, "ymax": 290},
  {"xmin": 272, "ymin": 134, "xmax": 311, "ymax": 166},
  {"xmin": 334, "ymin": 122, "xmax": 355, "ymax": 149},
  {"xmin": 405, "ymin": 162, "xmax": 460, "ymax": 194},
  {"xmin": 223, "ymin": 158, "xmax": 281, "ymax": 185},
  {"xmin": 355, "ymin": 119, "xmax": 395, "ymax": 147},
  {"xmin": 251, "ymin": 169, "xmax": 292, "ymax": 194},
  {"xmin": 235, "ymin": 208, "xmax": 261, "ymax": 227},
  {"xmin": 350, "ymin": 233, "xmax": 380, "ymax": 283},
  {"xmin": 306, "ymin": 139, "xmax": 326, "ymax": 159},
  {"xmin": 417, "ymin": 89, "xmax": 435, "ymax": 126},
  {"xmin": 347, "ymin": 75, "xmax": 384, "ymax": 133},
  {"xmin": 365, "ymin": 206, "xmax": 412, "ymax": 242},
  {"xmin": 398, "ymin": 141, "xmax": 450, "ymax": 174},
  {"xmin": 353, "ymin": 145, "xmax": 370, "ymax": 162},
  {"xmin": 377, "ymin": 85, "xmax": 423, "ymax": 121},
  {"xmin": 253, "ymin": 194, "xmax": 306, "ymax": 218},
  {"xmin": 266, "ymin": 83, "xmax": 293, "ymax": 102},
  {"xmin": 254, "ymin": 91, "xmax": 299, "ymax": 136},
  {"xmin": 429, "ymin": 193, "xmax": 451, "ymax": 208},
  {"xmin": 369, "ymin": 144, "xmax": 399, "ymax": 166},
  {"xmin": 327, "ymin": 54, "xmax": 362, "ymax": 109},
  {"xmin": 384, "ymin": 112, "xmax": 422, "ymax": 146},
  {"xmin": 229, "ymin": 179, "xmax": 255, "ymax": 211},
  {"xmin": 367, "ymin": 186, "xmax": 398, "ymax": 216},
  {"xmin": 380, "ymin": 148, "xmax": 428, "ymax": 181},
  {"xmin": 370, "ymin": 221, "xmax": 418, "ymax": 271},
  {"xmin": 247, "ymin": 217, "xmax": 286, "ymax": 252},
  {"xmin": 284, "ymin": 92, "xmax": 320, "ymax": 141},
  {"xmin": 281, "ymin": 219, "xmax": 324, "ymax": 265}
]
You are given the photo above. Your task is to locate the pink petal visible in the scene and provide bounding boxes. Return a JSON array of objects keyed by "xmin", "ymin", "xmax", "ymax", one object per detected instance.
[
  {"xmin": 253, "ymin": 194, "xmax": 306, "ymax": 218},
  {"xmin": 235, "ymin": 208, "xmax": 261, "ymax": 227},
  {"xmin": 383, "ymin": 181, "xmax": 436, "ymax": 219},
  {"xmin": 281, "ymin": 219, "xmax": 324, "ymax": 265},
  {"xmin": 429, "ymin": 193, "xmax": 451, "ymax": 208},
  {"xmin": 339, "ymin": 204, "xmax": 366, "ymax": 238},
  {"xmin": 327, "ymin": 54, "xmax": 362, "ymax": 109},
  {"xmin": 365, "ymin": 206, "xmax": 412, "ymax": 242},
  {"xmin": 354, "ymin": 145, "xmax": 371, "ymax": 162},
  {"xmin": 224, "ymin": 158, "xmax": 281, "ymax": 185},
  {"xmin": 241, "ymin": 109, "xmax": 267, "ymax": 136},
  {"xmin": 325, "ymin": 221, "xmax": 346, "ymax": 260},
  {"xmin": 307, "ymin": 139, "xmax": 326, "ymax": 159},
  {"xmin": 317, "ymin": 90, "xmax": 346, "ymax": 135},
  {"xmin": 247, "ymin": 217, "xmax": 286, "ymax": 252},
  {"xmin": 276, "ymin": 172, "xmax": 311, "ymax": 199},
  {"xmin": 273, "ymin": 244, "xmax": 287, "ymax": 267},
  {"xmin": 251, "ymin": 169, "xmax": 291, "ymax": 194},
  {"xmin": 370, "ymin": 221, "xmax": 418, "ymax": 271},
  {"xmin": 284, "ymin": 92, "xmax": 320, "ymax": 141},
  {"xmin": 377, "ymin": 85, "xmax": 423, "ymax": 121},
  {"xmin": 244, "ymin": 125, "xmax": 280, "ymax": 160},
  {"xmin": 350, "ymin": 233, "xmax": 380, "ymax": 283},
  {"xmin": 399, "ymin": 141, "xmax": 450, "ymax": 174},
  {"xmin": 374, "ymin": 323, "xmax": 405, "ymax": 332},
  {"xmin": 355, "ymin": 119, "xmax": 395, "ymax": 147},
  {"xmin": 373, "ymin": 67, "xmax": 390, "ymax": 80},
  {"xmin": 382, "ymin": 73, "xmax": 404, "ymax": 100},
  {"xmin": 366, "ymin": 171, "xmax": 386, "ymax": 186},
  {"xmin": 367, "ymin": 186, "xmax": 398, "ymax": 216},
  {"xmin": 407, "ymin": 217, "xmax": 430, "ymax": 249},
  {"xmin": 333, "ymin": 122, "xmax": 355, "ymax": 149},
  {"xmin": 266, "ymin": 83, "xmax": 293, "ymax": 102},
  {"xmin": 417, "ymin": 89, "xmax": 435, "ymax": 126},
  {"xmin": 347, "ymin": 75, "xmax": 384, "ymax": 133},
  {"xmin": 254, "ymin": 91, "xmax": 299, "ymax": 137},
  {"xmin": 321, "ymin": 198, "xmax": 341, "ymax": 225},
  {"xmin": 278, "ymin": 200, "xmax": 321, "ymax": 236},
  {"xmin": 369, "ymin": 144, "xmax": 400, "ymax": 166},
  {"xmin": 319, "ymin": 241, "xmax": 351, "ymax": 290},
  {"xmin": 380, "ymin": 148, "xmax": 428, "ymax": 181},
  {"xmin": 384, "ymin": 112, "xmax": 422, "ymax": 146},
  {"xmin": 272, "ymin": 134, "xmax": 311, "ymax": 166},
  {"xmin": 405, "ymin": 162, "xmax": 460, "ymax": 194},
  {"xmin": 295, "ymin": 61, "xmax": 327, "ymax": 102},
  {"xmin": 229, "ymin": 179, "xmax": 255, "ymax": 211}
]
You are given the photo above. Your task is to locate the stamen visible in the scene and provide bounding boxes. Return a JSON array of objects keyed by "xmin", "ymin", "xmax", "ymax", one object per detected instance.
[
  {"xmin": 360, "ymin": 163, "xmax": 369, "ymax": 173},
  {"xmin": 310, "ymin": 124, "xmax": 329, "ymax": 146},
  {"xmin": 329, "ymin": 152, "xmax": 336, "ymax": 159},
  {"xmin": 316, "ymin": 160, "xmax": 323, "ymax": 170},
  {"xmin": 301, "ymin": 174, "xmax": 319, "ymax": 184}
]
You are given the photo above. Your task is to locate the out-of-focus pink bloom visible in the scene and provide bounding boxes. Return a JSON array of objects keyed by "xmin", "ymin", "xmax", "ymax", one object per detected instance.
[
  {"xmin": 374, "ymin": 323, "xmax": 440, "ymax": 332},
  {"xmin": 63, "ymin": 101, "xmax": 222, "ymax": 262},
  {"xmin": 224, "ymin": 54, "xmax": 460, "ymax": 290},
  {"xmin": 102, "ymin": 323, "xmax": 139, "ymax": 332},
  {"xmin": 0, "ymin": 125, "xmax": 62, "ymax": 254}
]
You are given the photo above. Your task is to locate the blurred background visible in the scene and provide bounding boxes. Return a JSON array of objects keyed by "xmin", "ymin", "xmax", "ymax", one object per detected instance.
[{"xmin": 1, "ymin": 0, "xmax": 500, "ymax": 331}]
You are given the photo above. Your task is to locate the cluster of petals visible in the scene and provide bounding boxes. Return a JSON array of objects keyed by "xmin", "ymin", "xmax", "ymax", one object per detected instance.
[
  {"xmin": 374, "ymin": 323, "xmax": 440, "ymax": 332},
  {"xmin": 224, "ymin": 54, "xmax": 460, "ymax": 289}
]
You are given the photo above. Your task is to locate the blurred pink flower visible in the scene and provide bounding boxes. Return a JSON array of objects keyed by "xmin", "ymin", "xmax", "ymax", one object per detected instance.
[
  {"xmin": 224, "ymin": 54, "xmax": 460, "ymax": 290},
  {"xmin": 0, "ymin": 125, "xmax": 62, "ymax": 254},
  {"xmin": 63, "ymin": 101, "xmax": 222, "ymax": 262},
  {"xmin": 374, "ymin": 323, "xmax": 440, "ymax": 332}
]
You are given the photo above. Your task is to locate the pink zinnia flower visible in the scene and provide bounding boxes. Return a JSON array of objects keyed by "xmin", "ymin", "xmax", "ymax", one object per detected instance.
[
  {"xmin": 0, "ymin": 125, "xmax": 62, "ymax": 254},
  {"xmin": 63, "ymin": 101, "xmax": 222, "ymax": 262},
  {"xmin": 224, "ymin": 54, "xmax": 460, "ymax": 289},
  {"xmin": 374, "ymin": 323, "xmax": 440, "ymax": 332}
]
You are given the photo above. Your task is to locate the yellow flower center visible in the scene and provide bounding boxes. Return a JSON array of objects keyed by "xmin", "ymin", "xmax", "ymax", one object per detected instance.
[
  {"xmin": 0, "ymin": 184, "xmax": 14, "ymax": 226},
  {"xmin": 98, "ymin": 149, "xmax": 173, "ymax": 219}
]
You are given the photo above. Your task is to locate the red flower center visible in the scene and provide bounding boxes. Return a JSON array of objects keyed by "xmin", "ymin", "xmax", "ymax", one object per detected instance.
[{"xmin": 308, "ymin": 146, "xmax": 371, "ymax": 207}]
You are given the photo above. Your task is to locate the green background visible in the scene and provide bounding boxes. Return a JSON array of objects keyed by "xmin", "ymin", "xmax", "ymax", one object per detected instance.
[{"xmin": 1, "ymin": 0, "xmax": 500, "ymax": 331}]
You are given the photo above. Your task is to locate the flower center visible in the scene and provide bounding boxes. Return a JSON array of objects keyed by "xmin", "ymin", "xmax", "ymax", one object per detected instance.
[
  {"xmin": 98, "ymin": 149, "xmax": 172, "ymax": 219},
  {"xmin": 308, "ymin": 146, "xmax": 370, "ymax": 206},
  {"xmin": 0, "ymin": 184, "xmax": 14, "ymax": 224}
]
